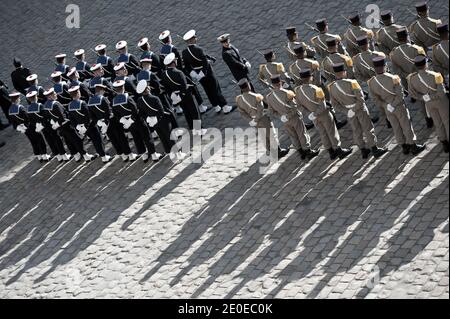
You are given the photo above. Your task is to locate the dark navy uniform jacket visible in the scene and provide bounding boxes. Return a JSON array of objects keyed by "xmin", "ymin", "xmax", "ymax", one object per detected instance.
[
  {"xmin": 112, "ymin": 93, "xmax": 139, "ymax": 120},
  {"xmin": 9, "ymin": 103, "xmax": 30, "ymax": 129},
  {"xmin": 42, "ymin": 100, "xmax": 70, "ymax": 126},
  {"xmin": 222, "ymin": 44, "xmax": 249, "ymax": 81},
  {"xmin": 96, "ymin": 55, "xmax": 115, "ymax": 79},
  {"xmin": 67, "ymin": 99, "xmax": 91, "ymax": 126},
  {"xmin": 87, "ymin": 94, "xmax": 114, "ymax": 123}
]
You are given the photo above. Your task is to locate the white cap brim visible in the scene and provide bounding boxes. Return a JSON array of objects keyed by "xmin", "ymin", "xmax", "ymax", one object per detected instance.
[
  {"xmin": 90, "ymin": 64, "xmax": 102, "ymax": 71},
  {"xmin": 55, "ymin": 54, "xmax": 67, "ymax": 59},
  {"xmin": 113, "ymin": 62, "xmax": 126, "ymax": 71},
  {"xmin": 164, "ymin": 53, "xmax": 176, "ymax": 65},
  {"xmin": 95, "ymin": 44, "xmax": 107, "ymax": 51},
  {"xmin": 183, "ymin": 29, "xmax": 196, "ymax": 41},
  {"xmin": 138, "ymin": 37, "xmax": 148, "ymax": 47},
  {"xmin": 43, "ymin": 88, "xmax": 55, "ymax": 96},
  {"xmin": 116, "ymin": 41, "xmax": 127, "ymax": 50},
  {"xmin": 159, "ymin": 30, "xmax": 171, "ymax": 41},
  {"xmin": 26, "ymin": 91, "xmax": 38, "ymax": 98},
  {"xmin": 67, "ymin": 67, "xmax": 77, "ymax": 77},
  {"xmin": 68, "ymin": 86, "xmax": 80, "ymax": 93},
  {"xmin": 9, "ymin": 92, "xmax": 21, "ymax": 97},
  {"xmin": 113, "ymin": 80, "xmax": 126, "ymax": 88},
  {"xmin": 26, "ymin": 74, "xmax": 38, "ymax": 81},
  {"xmin": 51, "ymin": 71, "xmax": 63, "ymax": 78},
  {"xmin": 74, "ymin": 49, "xmax": 85, "ymax": 56},
  {"xmin": 136, "ymin": 80, "xmax": 148, "ymax": 94}
]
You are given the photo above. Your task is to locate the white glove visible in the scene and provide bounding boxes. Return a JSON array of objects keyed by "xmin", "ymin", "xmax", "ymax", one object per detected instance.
[
  {"xmin": 197, "ymin": 71, "xmax": 205, "ymax": 80},
  {"xmin": 97, "ymin": 119, "xmax": 108, "ymax": 134},
  {"xmin": 189, "ymin": 71, "xmax": 199, "ymax": 81},
  {"xmin": 245, "ymin": 61, "xmax": 252, "ymax": 69},
  {"xmin": 50, "ymin": 119, "xmax": 60, "ymax": 130},
  {"xmin": 281, "ymin": 115, "xmax": 289, "ymax": 123},
  {"xmin": 35, "ymin": 122, "xmax": 44, "ymax": 133},
  {"xmin": 146, "ymin": 116, "xmax": 158, "ymax": 127},
  {"xmin": 347, "ymin": 109, "xmax": 355, "ymax": 118},
  {"xmin": 282, "ymin": 82, "xmax": 290, "ymax": 89},
  {"xmin": 76, "ymin": 124, "xmax": 87, "ymax": 136},
  {"xmin": 122, "ymin": 116, "xmax": 134, "ymax": 130},
  {"xmin": 249, "ymin": 119, "xmax": 257, "ymax": 127},
  {"xmin": 170, "ymin": 92, "xmax": 182, "ymax": 105},
  {"xmin": 308, "ymin": 113, "xmax": 317, "ymax": 122},
  {"xmin": 17, "ymin": 124, "xmax": 27, "ymax": 133},
  {"xmin": 423, "ymin": 94, "xmax": 431, "ymax": 102},
  {"xmin": 387, "ymin": 104, "xmax": 395, "ymax": 113}
]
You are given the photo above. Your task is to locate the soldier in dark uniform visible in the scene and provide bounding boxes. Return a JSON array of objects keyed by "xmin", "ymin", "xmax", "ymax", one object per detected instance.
[
  {"xmin": 54, "ymin": 54, "xmax": 70, "ymax": 81},
  {"xmin": 73, "ymin": 49, "xmax": 93, "ymax": 82},
  {"xmin": 94, "ymin": 44, "xmax": 116, "ymax": 80},
  {"xmin": 115, "ymin": 41, "xmax": 141, "ymax": 77},
  {"xmin": 67, "ymin": 67, "xmax": 92, "ymax": 101},
  {"xmin": 9, "ymin": 91, "xmax": 48, "ymax": 161},
  {"xmin": 25, "ymin": 90, "xmax": 67, "ymax": 160},
  {"xmin": 161, "ymin": 53, "xmax": 206, "ymax": 136},
  {"xmin": 50, "ymin": 71, "xmax": 72, "ymax": 108},
  {"xmin": 182, "ymin": 30, "xmax": 234, "ymax": 114},
  {"xmin": 112, "ymin": 80, "xmax": 162, "ymax": 162},
  {"xmin": 68, "ymin": 85, "xmax": 112, "ymax": 163},
  {"xmin": 88, "ymin": 84, "xmax": 136, "ymax": 162},
  {"xmin": 113, "ymin": 62, "xmax": 137, "ymax": 97},
  {"xmin": 0, "ymin": 80, "xmax": 11, "ymax": 126},
  {"xmin": 11, "ymin": 58, "xmax": 31, "ymax": 95},
  {"xmin": 217, "ymin": 33, "xmax": 254, "ymax": 92},
  {"xmin": 25, "ymin": 74, "xmax": 46, "ymax": 104},
  {"xmin": 88, "ymin": 64, "xmax": 115, "ymax": 101},
  {"xmin": 137, "ymin": 37, "xmax": 165, "ymax": 78}
]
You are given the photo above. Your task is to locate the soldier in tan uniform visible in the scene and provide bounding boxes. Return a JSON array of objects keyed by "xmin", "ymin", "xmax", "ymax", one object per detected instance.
[
  {"xmin": 310, "ymin": 19, "xmax": 349, "ymax": 60},
  {"xmin": 294, "ymin": 69, "xmax": 352, "ymax": 160},
  {"xmin": 235, "ymin": 79, "xmax": 289, "ymax": 159},
  {"xmin": 368, "ymin": 56, "xmax": 426, "ymax": 155},
  {"xmin": 343, "ymin": 13, "xmax": 375, "ymax": 57},
  {"xmin": 265, "ymin": 75, "xmax": 319, "ymax": 160},
  {"xmin": 352, "ymin": 35, "xmax": 386, "ymax": 83},
  {"xmin": 408, "ymin": 2, "xmax": 443, "ymax": 52},
  {"xmin": 322, "ymin": 38, "xmax": 354, "ymax": 83},
  {"xmin": 432, "ymin": 24, "xmax": 449, "ymax": 80},
  {"xmin": 258, "ymin": 50, "xmax": 291, "ymax": 89},
  {"xmin": 289, "ymin": 45, "xmax": 321, "ymax": 87},
  {"xmin": 285, "ymin": 27, "xmax": 316, "ymax": 61},
  {"xmin": 328, "ymin": 63, "xmax": 387, "ymax": 159},
  {"xmin": 376, "ymin": 10, "xmax": 406, "ymax": 55},
  {"xmin": 407, "ymin": 56, "xmax": 449, "ymax": 153}
]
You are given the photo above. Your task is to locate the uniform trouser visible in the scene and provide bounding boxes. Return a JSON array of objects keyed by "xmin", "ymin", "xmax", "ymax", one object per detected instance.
[
  {"xmin": 181, "ymin": 93, "xmax": 201, "ymax": 130},
  {"xmin": 107, "ymin": 119, "xmax": 131, "ymax": 155},
  {"xmin": 154, "ymin": 118, "xmax": 175, "ymax": 154},
  {"xmin": 159, "ymin": 93, "xmax": 179, "ymax": 129},
  {"xmin": 129, "ymin": 120, "xmax": 156, "ymax": 155},
  {"xmin": 349, "ymin": 106, "xmax": 378, "ymax": 149},
  {"xmin": 25, "ymin": 129, "xmax": 47, "ymax": 155},
  {"xmin": 257, "ymin": 117, "xmax": 278, "ymax": 151},
  {"xmin": 199, "ymin": 72, "xmax": 227, "ymax": 107},
  {"xmin": 86, "ymin": 124, "xmax": 106, "ymax": 157},
  {"xmin": 426, "ymin": 99, "xmax": 450, "ymax": 141},
  {"xmin": 385, "ymin": 104, "xmax": 417, "ymax": 145},
  {"xmin": 314, "ymin": 111, "xmax": 341, "ymax": 149},
  {"xmin": 43, "ymin": 126, "xmax": 66, "ymax": 156},
  {"xmin": 60, "ymin": 124, "xmax": 85, "ymax": 155},
  {"xmin": 191, "ymin": 82, "xmax": 204, "ymax": 106},
  {"xmin": 1, "ymin": 104, "xmax": 10, "ymax": 124},
  {"xmin": 284, "ymin": 116, "xmax": 311, "ymax": 150}
]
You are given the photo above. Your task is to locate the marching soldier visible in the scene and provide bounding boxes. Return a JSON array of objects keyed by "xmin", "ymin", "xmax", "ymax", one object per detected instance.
[
  {"xmin": 258, "ymin": 49, "xmax": 291, "ymax": 88},
  {"xmin": 54, "ymin": 54, "xmax": 70, "ymax": 81},
  {"xmin": 161, "ymin": 53, "xmax": 205, "ymax": 135},
  {"xmin": 116, "ymin": 41, "xmax": 141, "ymax": 77},
  {"xmin": 289, "ymin": 45, "xmax": 321, "ymax": 87},
  {"xmin": 26, "ymin": 74, "xmax": 46, "ymax": 103},
  {"xmin": 11, "ymin": 58, "xmax": 31, "ymax": 95},
  {"xmin": 390, "ymin": 27, "xmax": 432, "ymax": 127},
  {"xmin": 310, "ymin": 18, "xmax": 349, "ymax": 60},
  {"xmin": 73, "ymin": 49, "xmax": 93, "ymax": 82},
  {"xmin": 218, "ymin": 33, "xmax": 254, "ymax": 91},
  {"xmin": 88, "ymin": 64, "xmax": 115, "ymax": 101},
  {"xmin": 113, "ymin": 62, "xmax": 137, "ymax": 97},
  {"xmin": 67, "ymin": 85, "xmax": 109, "ymax": 163},
  {"xmin": 159, "ymin": 30, "xmax": 206, "ymax": 115},
  {"xmin": 42, "ymin": 88, "xmax": 87, "ymax": 162},
  {"xmin": 352, "ymin": 35, "xmax": 386, "ymax": 83},
  {"xmin": 182, "ymin": 30, "xmax": 234, "ymax": 114},
  {"xmin": 322, "ymin": 38, "xmax": 354, "ymax": 83},
  {"xmin": 112, "ymin": 79, "xmax": 163, "ymax": 162},
  {"xmin": 368, "ymin": 56, "xmax": 426, "ymax": 155},
  {"xmin": 50, "ymin": 71, "xmax": 72, "ymax": 107},
  {"xmin": 407, "ymin": 56, "xmax": 449, "ymax": 153},
  {"xmin": 137, "ymin": 37, "xmax": 165, "ymax": 78},
  {"xmin": 328, "ymin": 63, "xmax": 387, "ymax": 159},
  {"xmin": 343, "ymin": 13, "xmax": 375, "ymax": 57},
  {"xmin": 265, "ymin": 75, "xmax": 319, "ymax": 160},
  {"xmin": 408, "ymin": 1, "xmax": 442, "ymax": 52},
  {"xmin": 67, "ymin": 67, "xmax": 92, "ymax": 101},
  {"xmin": 285, "ymin": 27, "xmax": 316, "ymax": 61},
  {"xmin": 25, "ymin": 90, "xmax": 68, "ymax": 161},
  {"xmin": 94, "ymin": 44, "xmax": 116, "ymax": 79},
  {"xmin": 88, "ymin": 84, "xmax": 137, "ymax": 162},
  {"xmin": 432, "ymin": 23, "xmax": 449, "ymax": 80},
  {"xmin": 235, "ymin": 78, "xmax": 289, "ymax": 159},
  {"xmin": 376, "ymin": 10, "xmax": 406, "ymax": 55},
  {"xmin": 295, "ymin": 69, "xmax": 352, "ymax": 160},
  {"xmin": 9, "ymin": 91, "xmax": 49, "ymax": 162}
]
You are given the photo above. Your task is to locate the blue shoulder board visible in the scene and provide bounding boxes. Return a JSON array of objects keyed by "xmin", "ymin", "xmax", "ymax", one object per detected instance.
[
  {"xmin": 89, "ymin": 77, "xmax": 102, "ymax": 89},
  {"xmin": 118, "ymin": 54, "xmax": 130, "ymax": 63},
  {"xmin": 55, "ymin": 64, "xmax": 68, "ymax": 73},
  {"xmin": 9, "ymin": 104, "xmax": 21, "ymax": 115},
  {"xmin": 88, "ymin": 95, "xmax": 103, "ymax": 106},
  {"xmin": 69, "ymin": 100, "xmax": 82, "ymax": 111},
  {"xmin": 114, "ymin": 76, "xmax": 126, "ymax": 82},
  {"xmin": 160, "ymin": 44, "xmax": 173, "ymax": 56},
  {"xmin": 54, "ymin": 83, "xmax": 66, "ymax": 94},
  {"xmin": 28, "ymin": 102, "xmax": 41, "ymax": 113},
  {"xmin": 113, "ymin": 93, "xmax": 128, "ymax": 106},
  {"xmin": 137, "ymin": 70, "xmax": 151, "ymax": 82},
  {"xmin": 44, "ymin": 100, "xmax": 55, "ymax": 110},
  {"xmin": 70, "ymin": 80, "xmax": 81, "ymax": 87},
  {"xmin": 76, "ymin": 61, "xmax": 87, "ymax": 71},
  {"xmin": 97, "ymin": 55, "xmax": 110, "ymax": 66}
]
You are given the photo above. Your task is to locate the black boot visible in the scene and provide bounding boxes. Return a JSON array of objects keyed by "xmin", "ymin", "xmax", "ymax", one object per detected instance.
[
  {"xmin": 371, "ymin": 116, "xmax": 379, "ymax": 124},
  {"xmin": 298, "ymin": 148, "xmax": 307, "ymax": 159},
  {"xmin": 305, "ymin": 122, "xmax": 315, "ymax": 130},
  {"xmin": 305, "ymin": 148, "xmax": 320, "ymax": 160},
  {"xmin": 402, "ymin": 144, "xmax": 411, "ymax": 155},
  {"xmin": 410, "ymin": 143, "xmax": 426, "ymax": 156},
  {"xmin": 442, "ymin": 140, "xmax": 449, "ymax": 153},
  {"xmin": 337, "ymin": 147, "xmax": 352, "ymax": 159},
  {"xmin": 328, "ymin": 148, "xmax": 338, "ymax": 160},
  {"xmin": 386, "ymin": 119, "xmax": 392, "ymax": 129},
  {"xmin": 372, "ymin": 146, "xmax": 388, "ymax": 158},
  {"xmin": 361, "ymin": 148, "xmax": 371, "ymax": 159},
  {"xmin": 425, "ymin": 117, "xmax": 434, "ymax": 128},
  {"xmin": 278, "ymin": 147, "xmax": 290, "ymax": 159}
]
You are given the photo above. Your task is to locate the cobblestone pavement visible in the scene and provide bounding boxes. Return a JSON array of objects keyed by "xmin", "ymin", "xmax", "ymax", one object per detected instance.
[{"xmin": 0, "ymin": 0, "xmax": 448, "ymax": 298}]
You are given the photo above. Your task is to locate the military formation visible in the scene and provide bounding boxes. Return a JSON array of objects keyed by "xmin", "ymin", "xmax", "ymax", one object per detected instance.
[{"xmin": 2, "ymin": 1, "xmax": 449, "ymax": 167}]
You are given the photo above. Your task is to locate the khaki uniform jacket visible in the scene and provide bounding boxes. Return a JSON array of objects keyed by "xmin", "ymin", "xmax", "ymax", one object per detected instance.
[
  {"xmin": 294, "ymin": 84, "xmax": 328, "ymax": 115},
  {"xmin": 258, "ymin": 62, "xmax": 287, "ymax": 87},
  {"xmin": 352, "ymin": 50, "xmax": 386, "ymax": 83},
  {"xmin": 367, "ymin": 73, "xmax": 404, "ymax": 109},
  {"xmin": 286, "ymin": 40, "xmax": 316, "ymax": 61},
  {"xmin": 235, "ymin": 91, "xmax": 268, "ymax": 125},
  {"xmin": 265, "ymin": 88, "xmax": 302, "ymax": 120},
  {"xmin": 328, "ymin": 78, "xmax": 365, "ymax": 114},
  {"xmin": 289, "ymin": 58, "xmax": 321, "ymax": 86},
  {"xmin": 409, "ymin": 17, "xmax": 442, "ymax": 49},
  {"xmin": 376, "ymin": 24, "xmax": 405, "ymax": 55},
  {"xmin": 310, "ymin": 33, "xmax": 348, "ymax": 60},
  {"xmin": 432, "ymin": 40, "xmax": 449, "ymax": 77},
  {"xmin": 343, "ymin": 25, "xmax": 375, "ymax": 56},
  {"xmin": 407, "ymin": 70, "xmax": 447, "ymax": 103},
  {"xmin": 322, "ymin": 52, "xmax": 354, "ymax": 82},
  {"xmin": 390, "ymin": 43, "xmax": 426, "ymax": 86}
]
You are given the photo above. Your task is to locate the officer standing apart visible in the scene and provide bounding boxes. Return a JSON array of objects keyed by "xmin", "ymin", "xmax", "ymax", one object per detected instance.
[{"xmin": 10, "ymin": 58, "xmax": 31, "ymax": 95}]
